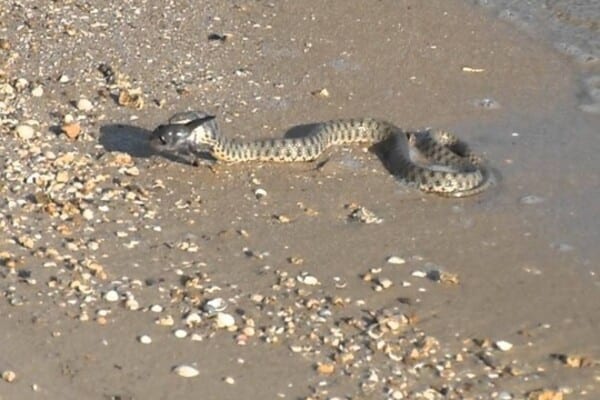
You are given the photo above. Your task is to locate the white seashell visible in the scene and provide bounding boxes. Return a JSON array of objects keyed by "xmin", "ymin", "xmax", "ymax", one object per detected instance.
[
  {"xmin": 215, "ymin": 312, "xmax": 235, "ymax": 328},
  {"xmin": 173, "ymin": 365, "xmax": 199, "ymax": 378},
  {"xmin": 386, "ymin": 256, "xmax": 406, "ymax": 265}
]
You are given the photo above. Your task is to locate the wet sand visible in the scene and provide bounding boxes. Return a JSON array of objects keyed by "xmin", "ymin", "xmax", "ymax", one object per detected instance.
[{"xmin": 1, "ymin": 0, "xmax": 599, "ymax": 399}]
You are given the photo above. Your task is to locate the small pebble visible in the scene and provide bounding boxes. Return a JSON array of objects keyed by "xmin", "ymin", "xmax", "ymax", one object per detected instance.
[
  {"xmin": 242, "ymin": 326, "xmax": 255, "ymax": 336},
  {"xmin": 0, "ymin": 38, "xmax": 10, "ymax": 50},
  {"xmin": 173, "ymin": 365, "xmax": 199, "ymax": 378},
  {"xmin": 297, "ymin": 273, "xmax": 320, "ymax": 286},
  {"xmin": 520, "ymin": 195, "xmax": 545, "ymax": 205},
  {"xmin": 104, "ymin": 290, "xmax": 119, "ymax": 302},
  {"xmin": 125, "ymin": 298, "xmax": 140, "ymax": 311},
  {"xmin": 316, "ymin": 362, "xmax": 335, "ymax": 375},
  {"xmin": 82, "ymin": 209, "xmax": 94, "ymax": 221},
  {"xmin": 138, "ymin": 335, "xmax": 152, "ymax": 344},
  {"xmin": 190, "ymin": 333, "xmax": 203, "ymax": 342},
  {"xmin": 311, "ymin": 87, "xmax": 330, "ymax": 98},
  {"xmin": 378, "ymin": 278, "xmax": 393, "ymax": 289},
  {"xmin": 411, "ymin": 270, "xmax": 427, "ymax": 278},
  {"xmin": 173, "ymin": 329, "xmax": 188, "ymax": 339},
  {"xmin": 495, "ymin": 340, "xmax": 513, "ymax": 352},
  {"xmin": 150, "ymin": 304, "xmax": 163, "ymax": 313},
  {"xmin": 215, "ymin": 312, "xmax": 236, "ymax": 328},
  {"xmin": 475, "ymin": 97, "xmax": 501, "ymax": 109},
  {"xmin": 17, "ymin": 235, "xmax": 35, "ymax": 249},
  {"xmin": 254, "ymin": 188, "xmax": 267, "ymax": 199},
  {"xmin": 15, "ymin": 124, "xmax": 35, "ymax": 140},
  {"xmin": 61, "ymin": 122, "xmax": 81, "ymax": 139},
  {"xmin": 462, "ymin": 66, "xmax": 485, "ymax": 73},
  {"xmin": 123, "ymin": 166, "xmax": 140, "ymax": 176},
  {"xmin": 2, "ymin": 370, "xmax": 17, "ymax": 383},
  {"xmin": 31, "ymin": 86, "xmax": 44, "ymax": 97},
  {"xmin": 14, "ymin": 78, "xmax": 28, "ymax": 90},
  {"xmin": 118, "ymin": 88, "xmax": 144, "ymax": 109},
  {"xmin": 224, "ymin": 376, "xmax": 235, "ymax": 384},
  {"xmin": 55, "ymin": 171, "xmax": 69, "ymax": 183},
  {"xmin": 156, "ymin": 315, "xmax": 174, "ymax": 326},
  {"xmin": 184, "ymin": 312, "xmax": 202, "ymax": 326},
  {"xmin": 76, "ymin": 98, "xmax": 93, "ymax": 111}
]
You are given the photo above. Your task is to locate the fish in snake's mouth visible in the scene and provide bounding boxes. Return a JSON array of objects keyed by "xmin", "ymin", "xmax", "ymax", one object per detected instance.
[{"xmin": 150, "ymin": 124, "xmax": 193, "ymax": 151}]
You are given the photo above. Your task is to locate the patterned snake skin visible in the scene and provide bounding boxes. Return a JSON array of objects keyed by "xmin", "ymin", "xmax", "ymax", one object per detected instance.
[{"xmin": 150, "ymin": 111, "xmax": 492, "ymax": 197}]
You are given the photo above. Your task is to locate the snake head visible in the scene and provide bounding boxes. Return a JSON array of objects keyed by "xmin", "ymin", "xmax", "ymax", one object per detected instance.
[
  {"xmin": 151, "ymin": 113, "xmax": 220, "ymax": 153},
  {"xmin": 150, "ymin": 123, "xmax": 193, "ymax": 151}
]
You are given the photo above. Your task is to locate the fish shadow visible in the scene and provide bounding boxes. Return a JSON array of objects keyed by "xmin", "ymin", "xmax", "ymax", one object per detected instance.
[{"xmin": 99, "ymin": 123, "xmax": 155, "ymax": 158}]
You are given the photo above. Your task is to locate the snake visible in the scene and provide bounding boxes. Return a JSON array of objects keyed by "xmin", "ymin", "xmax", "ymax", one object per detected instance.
[{"xmin": 150, "ymin": 111, "xmax": 492, "ymax": 197}]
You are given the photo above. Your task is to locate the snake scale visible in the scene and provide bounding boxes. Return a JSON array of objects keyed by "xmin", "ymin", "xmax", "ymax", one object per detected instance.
[{"xmin": 150, "ymin": 111, "xmax": 492, "ymax": 197}]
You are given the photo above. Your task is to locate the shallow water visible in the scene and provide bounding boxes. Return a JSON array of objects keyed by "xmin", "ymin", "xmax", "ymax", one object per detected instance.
[
  {"xmin": 473, "ymin": 0, "xmax": 599, "ymax": 62},
  {"xmin": 463, "ymin": 0, "xmax": 600, "ymax": 282},
  {"xmin": 473, "ymin": 0, "xmax": 600, "ymax": 113}
]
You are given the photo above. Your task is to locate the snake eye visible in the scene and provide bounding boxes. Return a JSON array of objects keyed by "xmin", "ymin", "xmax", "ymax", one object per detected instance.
[{"xmin": 159, "ymin": 135, "xmax": 168, "ymax": 144}]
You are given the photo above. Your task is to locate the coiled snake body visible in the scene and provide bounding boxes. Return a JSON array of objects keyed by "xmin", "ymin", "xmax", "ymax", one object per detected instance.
[{"xmin": 151, "ymin": 111, "xmax": 492, "ymax": 197}]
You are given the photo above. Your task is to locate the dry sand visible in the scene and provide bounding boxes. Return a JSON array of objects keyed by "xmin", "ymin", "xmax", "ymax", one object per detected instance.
[{"xmin": 1, "ymin": 1, "xmax": 598, "ymax": 399}]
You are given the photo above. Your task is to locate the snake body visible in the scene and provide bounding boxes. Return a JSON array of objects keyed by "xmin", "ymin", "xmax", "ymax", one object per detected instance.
[{"xmin": 151, "ymin": 111, "xmax": 492, "ymax": 197}]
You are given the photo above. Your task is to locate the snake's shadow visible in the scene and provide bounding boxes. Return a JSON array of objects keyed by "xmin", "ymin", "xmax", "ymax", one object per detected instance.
[
  {"xmin": 285, "ymin": 123, "xmax": 398, "ymax": 171},
  {"xmin": 283, "ymin": 123, "xmax": 320, "ymax": 139}
]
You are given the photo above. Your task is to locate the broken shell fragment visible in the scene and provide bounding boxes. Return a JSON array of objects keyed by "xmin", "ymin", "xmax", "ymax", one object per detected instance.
[
  {"xmin": 61, "ymin": 122, "xmax": 81, "ymax": 140},
  {"xmin": 118, "ymin": 88, "xmax": 144, "ymax": 109},
  {"xmin": 203, "ymin": 297, "xmax": 227, "ymax": 315}
]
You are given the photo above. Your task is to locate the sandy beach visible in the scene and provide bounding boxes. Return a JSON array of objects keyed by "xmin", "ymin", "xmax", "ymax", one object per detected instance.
[{"xmin": 1, "ymin": 1, "xmax": 598, "ymax": 399}]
